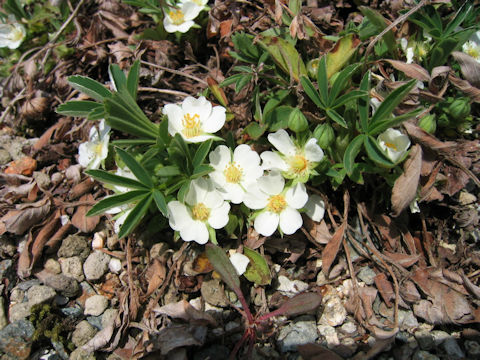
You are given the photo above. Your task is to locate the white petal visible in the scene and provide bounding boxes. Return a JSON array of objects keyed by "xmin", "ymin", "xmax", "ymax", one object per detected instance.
[
  {"xmin": 163, "ymin": 104, "xmax": 184, "ymax": 136},
  {"xmin": 260, "ymin": 151, "xmax": 289, "ymax": 171},
  {"xmin": 257, "ymin": 171, "xmax": 284, "ymax": 196},
  {"xmin": 208, "ymin": 202, "xmax": 230, "ymax": 229},
  {"xmin": 78, "ymin": 143, "xmax": 94, "ymax": 168},
  {"xmin": 184, "ymin": 134, "xmax": 215, "ymax": 143},
  {"xmin": 185, "ymin": 177, "xmax": 210, "ymax": 206},
  {"xmin": 304, "ymin": 194, "xmax": 325, "ymax": 222},
  {"xmin": 254, "ymin": 211, "xmax": 279, "ymax": 236},
  {"xmin": 180, "ymin": 220, "xmax": 209, "ymax": 244},
  {"xmin": 222, "ymin": 183, "xmax": 245, "ymax": 204},
  {"xmin": 279, "ymin": 207, "xmax": 302, "ymax": 235},
  {"xmin": 98, "ymin": 119, "xmax": 111, "ymax": 138},
  {"xmin": 268, "ymin": 129, "xmax": 296, "ymax": 156},
  {"xmin": 182, "ymin": 1, "xmax": 203, "ymax": 20},
  {"xmin": 167, "ymin": 201, "xmax": 193, "ymax": 231},
  {"xmin": 182, "ymin": 96, "xmax": 211, "ymax": 121},
  {"xmin": 203, "ymin": 106, "xmax": 226, "ymax": 134},
  {"xmin": 203, "ymin": 188, "xmax": 224, "ymax": 209},
  {"xmin": 230, "ymin": 253, "xmax": 250, "ymax": 276},
  {"xmin": 304, "ymin": 138, "xmax": 324, "ymax": 162},
  {"xmin": 243, "ymin": 184, "xmax": 269, "ymax": 210},
  {"xmin": 285, "ymin": 183, "xmax": 308, "ymax": 209},
  {"xmin": 209, "ymin": 145, "xmax": 231, "ymax": 170}
]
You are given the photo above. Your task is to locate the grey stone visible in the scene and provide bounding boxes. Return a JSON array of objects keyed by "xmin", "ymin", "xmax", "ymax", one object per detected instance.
[
  {"xmin": 0, "ymin": 297, "xmax": 7, "ymax": 330},
  {"xmin": 83, "ymin": 251, "xmax": 110, "ymax": 281},
  {"xmin": 0, "ymin": 260, "xmax": 15, "ymax": 290},
  {"xmin": 318, "ymin": 295, "xmax": 347, "ymax": 327},
  {"xmin": 277, "ymin": 319, "xmax": 318, "ymax": 352},
  {"xmin": 357, "ymin": 266, "xmax": 376, "ymax": 285},
  {"xmin": 71, "ymin": 320, "xmax": 97, "ymax": 347},
  {"xmin": 317, "ymin": 324, "xmax": 340, "ymax": 348},
  {"xmin": 86, "ymin": 316, "xmax": 103, "ymax": 330},
  {"xmin": 431, "ymin": 330, "xmax": 449, "ymax": 345},
  {"xmin": 414, "ymin": 329, "xmax": 434, "ymax": 350},
  {"xmin": 400, "ymin": 310, "xmax": 419, "ymax": 330},
  {"xmin": 0, "ymin": 149, "xmax": 11, "ymax": 165},
  {"xmin": 465, "ymin": 340, "xmax": 480, "ymax": 357},
  {"xmin": 101, "ymin": 308, "xmax": 118, "ymax": 329},
  {"xmin": 393, "ymin": 343, "xmax": 416, "ymax": 360},
  {"xmin": 442, "ymin": 338, "xmax": 465, "ymax": 360},
  {"xmin": 43, "ymin": 259, "xmax": 61, "ymax": 274},
  {"xmin": 51, "ymin": 340, "xmax": 68, "ymax": 360},
  {"xmin": 57, "ymin": 235, "xmax": 89, "ymax": 259},
  {"xmin": 59, "ymin": 256, "xmax": 84, "ymax": 282},
  {"xmin": 33, "ymin": 172, "xmax": 51, "ymax": 189},
  {"xmin": 413, "ymin": 350, "xmax": 440, "ymax": 360},
  {"xmin": 9, "ymin": 288, "xmax": 25, "ymax": 304},
  {"xmin": 69, "ymin": 348, "xmax": 96, "ymax": 360},
  {"xmin": 84, "ymin": 295, "xmax": 108, "ymax": 316},
  {"xmin": 339, "ymin": 321, "xmax": 357, "ymax": 335},
  {"xmin": 41, "ymin": 274, "xmax": 79, "ymax": 297},
  {"xmin": 336, "ymin": 337, "xmax": 358, "ymax": 358},
  {"xmin": 60, "ymin": 306, "xmax": 83, "ymax": 318},
  {"xmin": 16, "ymin": 279, "xmax": 40, "ymax": 291},
  {"xmin": 54, "ymin": 295, "xmax": 68, "ymax": 306},
  {"xmin": 0, "ymin": 320, "xmax": 35, "ymax": 360},
  {"xmin": 201, "ymin": 279, "xmax": 229, "ymax": 307},
  {"xmin": 8, "ymin": 302, "xmax": 32, "ymax": 322},
  {"xmin": 27, "ymin": 285, "xmax": 56, "ymax": 306}
]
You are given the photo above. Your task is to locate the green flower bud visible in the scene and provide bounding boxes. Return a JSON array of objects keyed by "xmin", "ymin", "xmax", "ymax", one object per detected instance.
[
  {"xmin": 307, "ymin": 59, "xmax": 319, "ymax": 79},
  {"xmin": 313, "ymin": 123, "xmax": 335, "ymax": 149},
  {"xmin": 448, "ymin": 98, "xmax": 471, "ymax": 120},
  {"xmin": 288, "ymin": 107, "xmax": 308, "ymax": 133},
  {"xmin": 418, "ymin": 114, "xmax": 436, "ymax": 134}
]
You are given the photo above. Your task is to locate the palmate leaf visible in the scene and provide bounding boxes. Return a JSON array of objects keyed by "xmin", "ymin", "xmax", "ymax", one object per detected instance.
[
  {"xmin": 326, "ymin": 109, "xmax": 347, "ymax": 128},
  {"xmin": 56, "ymin": 101, "xmax": 103, "ymax": 117},
  {"xmin": 331, "ymin": 90, "xmax": 367, "ymax": 110},
  {"xmin": 87, "ymin": 190, "xmax": 150, "ymax": 216},
  {"xmin": 85, "ymin": 169, "xmax": 148, "ymax": 190},
  {"xmin": 68, "ymin": 76, "xmax": 112, "ymax": 101},
  {"xmin": 118, "ymin": 193, "xmax": 153, "ymax": 239},
  {"xmin": 115, "ymin": 147, "xmax": 153, "ymax": 188}
]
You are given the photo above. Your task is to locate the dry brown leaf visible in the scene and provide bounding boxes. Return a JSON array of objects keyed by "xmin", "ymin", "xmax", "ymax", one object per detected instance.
[
  {"xmin": 149, "ymin": 325, "xmax": 207, "ymax": 355},
  {"xmin": 192, "ymin": 252, "xmax": 214, "ymax": 274},
  {"xmin": 322, "ymin": 222, "xmax": 346, "ymax": 276},
  {"xmin": 460, "ymin": 271, "xmax": 480, "ymax": 300},
  {"xmin": 0, "ymin": 198, "xmax": 50, "ymax": 235},
  {"xmin": 304, "ymin": 218, "xmax": 332, "ymax": 244},
  {"xmin": 5, "ymin": 156, "xmax": 37, "ymax": 176},
  {"xmin": 400, "ymin": 280, "xmax": 421, "ymax": 303},
  {"xmin": 373, "ymin": 214, "xmax": 401, "ymax": 250},
  {"xmin": 384, "ymin": 251, "xmax": 419, "ymax": 268},
  {"xmin": 144, "ymin": 258, "xmax": 166, "ymax": 299},
  {"xmin": 374, "ymin": 273, "xmax": 394, "ymax": 307},
  {"xmin": 244, "ymin": 227, "xmax": 266, "ymax": 249},
  {"xmin": 72, "ymin": 194, "xmax": 100, "ymax": 233},
  {"xmin": 384, "ymin": 59, "xmax": 430, "ymax": 82},
  {"xmin": 452, "ymin": 51, "xmax": 480, "ymax": 88},
  {"xmin": 153, "ymin": 299, "xmax": 217, "ymax": 327},
  {"xmin": 429, "ymin": 66, "xmax": 450, "ymax": 94},
  {"xmin": 391, "ymin": 144, "xmax": 422, "ymax": 216},
  {"xmin": 404, "ymin": 121, "xmax": 456, "ymax": 152},
  {"xmin": 449, "ymin": 73, "xmax": 480, "ymax": 103},
  {"xmin": 69, "ymin": 178, "xmax": 96, "ymax": 200},
  {"xmin": 82, "ymin": 322, "xmax": 116, "ymax": 354}
]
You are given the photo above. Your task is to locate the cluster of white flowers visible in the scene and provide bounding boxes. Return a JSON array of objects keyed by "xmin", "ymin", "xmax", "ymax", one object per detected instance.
[
  {"xmin": 163, "ymin": 0, "xmax": 208, "ymax": 33},
  {"xmin": 163, "ymin": 96, "xmax": 326, "ymax": 244},
  {"xmin": 0, "ymin": 16, "xmax": 26, "ymax": 50}
]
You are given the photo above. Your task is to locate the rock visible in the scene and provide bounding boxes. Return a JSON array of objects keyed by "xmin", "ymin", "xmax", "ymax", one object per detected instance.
[
  {"xmin": 51, "ymin": 340, "xmax": 68, "ymax": 360},
  {"xmin": 26, "ymin": 285, "xmax": 56, "ymax": 306},
  {"xmin": 459, "ymin": 191, "xmax": 477, "ymax": 205},
  {"xmin": 60, "ymin": 306, "xmax": 83, "ymax": 318},
  {"xmin": 413, "ymin": 350, "xmax": 440, "ymax": 360},
  {"xmin": 9, "ymin": 288, "xmax": 25, "ymax": 304},
  {"xmin": 0, "ymin": 260, "xmax": 15, "ymax": 290},
  {"xmin": 33, "ymin": 172, "xmax": 50, "ymax": 189},
  {"xmin": 465, "ymin": 340, "xmax": 480, "ymax": 358},
  {"xmin": 71, "ymin": 320, "xmax": 98, "ymax": 347},
  {"xmin": 16, "ymin": 279, "xmax": 40, "ymax": 291},
  {"xmin": 69, "ymin": 347, "xmax": 96, "ymax": 360},
  {"xmin": 101, "ymin": 308, "xmax": 118, "ymax": 329},
  {"xmin": 76, "ymin": 281, "xmax": 96, "ymax": 308},
  {"xmin": 336, "ymin": 337, "xmax": 358, "ymax": 358},
  {"xmin": 357, "ymin": 266, "xmax": 376, "ymax": 285},
  {"xmin": 108, "ymin": 258, "xmax": 122, "ymax": 274},
  {"xmin": 442, "ymin": 338, "xmax": 465, "ymax": 359},
  {"xmin": 150, "ymin": 242, "xmax": 169, "ymax": 259},
  {"xmin": 277, "ymin": 318, "xmax": 318, "ymax": 352},
  {"xmin": 9, "ymin": 302, "xmax": 32, "ymax": 322},
  {"xmin": 0, "ymin": 297, "xmax": 7, "ymax": 330},
  {"xmin": 43, "ymin": 259, "xmax": 61, "ymax": 274},
  {"xmin": 0, "ymin": 320, "xmax": 35, "ymax": 359},
  {"xmin": 201, "ymin": 279, "xmax": 229, "ymax": 307},
  {"xmin": 83, "ymin": 251, "xmax": 110, "ymax": 281},
  {"xmin": 40, "ymin": 273, "xmax": 79, "ymax": 298},
  {"xmin": 57, "ymin": 235, "xmax": 89, "ymax": 259},
  {"xmin": 106, "ymin": 235, "xmax": 119, "ymax": 251},
  {"xmin": 59, "ymin": 256, "xmax": 84, "ymax": 282},
  {"xmin": 277, "ymin": 275, "xmax": 309, "ymax": 296},
  {"xmin": 414, "ymin": 329, "xmax": 434, "ymax": 350},
  {"xmin": 339, "ymin": 321, "xmax": 357, "ymax": 335},
  {"xmin": 394, "ymin": 343, "xmax": 416, "ymax": 360},
  {"xmin": 317, "ymin": 324, "xmax": 340, "ymax": 348},
  {"xmin": 400, "ymin": 310, "xmax": 419, "ymax": 330},
  {"xmin": 0, "ymin": 236, "xmax": 16, "ymax": 258},
  {"xmin": 318, "ymin": 295, "xmax": 347, "ymax": 327},
  {"xmin": 84, "ymin": 295, "xmax": 109, "ymax": 316},
  {"xmin": 54, "ymin": 295, "xmax": 68, "ymax": 306},
  {"xmin": 0, "ymin": 149, "xmax": 11, "ymax": 165},
  {"xmin": 86, "ymin": 316, "xmax": 103, "ymax": 330},
  {"xmin": 431, "ymin": 330, "xmax": 449, "ymax": 345}
]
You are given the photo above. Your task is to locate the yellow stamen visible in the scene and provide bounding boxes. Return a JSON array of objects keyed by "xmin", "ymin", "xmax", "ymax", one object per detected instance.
[
  {"xmin": 224, "ymin": 162, "xmax": 243, "ymax": 183},
  {"xmin": 267, "ymin": 194, "xmax": 287, "ymax": 214},
  {"xmin": 384, "ymin": 142, "xmax": 398, "ymax": 151},
  {"xmin": 11, "ymin": 27, "xmax": 23, "ymax": 42},
  {"xmin": 467, "ymin": 47, "xmax": 480, "ymax": 60},
  {"xmin": 192, "ymin": 203, "xmax": 210, "ymax": 221},
  {"xmin": 289, "ymin": 155, "xmax": 308, "ymax": 174},
  {"xmin": 94, "ymin": 143, "xmax": 104, "ymax": 156},
  {"xmin": 169, "ymin": 9, "xmax": 185, "ymax": 25},
  {"xmin": 182, "ymin": 113, "xmax": 202, "ymax": 138}
]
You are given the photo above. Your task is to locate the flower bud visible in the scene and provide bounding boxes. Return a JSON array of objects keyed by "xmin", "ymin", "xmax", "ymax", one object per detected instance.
[
  {"xmin": 307, "ymin": 58, "xmax": 319, "ymax": 79},
  {"xmin": 288, "ymin": 107, "xmax": 308, "ymax": 133},
  {"xmin": 418, "ymin": 114, "xmax": 436, "ymax": 134},
  {"xmin": 313, "ymin": 123, "xmax": 334, "ymax": 149},
  {"xmin": 448, "ymin": 98, "xmax": 471, "ymax": 120}
]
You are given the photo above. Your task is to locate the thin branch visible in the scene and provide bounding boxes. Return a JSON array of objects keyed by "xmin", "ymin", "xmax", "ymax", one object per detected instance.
[
  {"xmin": 140, "ymin": 60, "xmax": 208, "ymax": 86},
  {"xmin": 138, "ymin": 87, "xmax": 191, "ymax": 98}
]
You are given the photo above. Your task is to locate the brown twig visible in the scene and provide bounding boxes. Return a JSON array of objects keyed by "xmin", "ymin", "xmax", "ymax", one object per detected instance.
[
  {"xmin": 138, "ymin": 87, "xmax": 191, "ymax": 98},
  {"xmin": 140, "ymin": 60, "xmax": 208, "ymax": 86}
]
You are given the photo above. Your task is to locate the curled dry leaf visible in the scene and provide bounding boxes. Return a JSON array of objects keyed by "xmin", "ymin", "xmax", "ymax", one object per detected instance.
[
  {"xmin": 448, "ymin": 73, "xmax": 480, "ymax": 103},
  {"xmin": 82, "ymin": 322, "xmax": 116, "ymax": 354},
  {"xmin": 452, "ymin": 51, "xmax": 480, "ymax": 88},
  {"xmin": 374, "ymin": 273, "xmax": 394, "ymax": 307},
  {"xmin": 0, "ymin": 198, "xmax": 50, "ymax": 235},
  {"xmin": 384, "ymin": 59, "xmax": 430, "ymax": 82},
  {"xmin": 391, "ymin": 144, "xmax": 422, "ymax": 217},
  {"xmin": 72, "ymin": 194, "xmax": 100, "ymax": 233},
  {"xmin": 429, "ymin": 66, "xmax": 450, "ymax": 94},
  {"xmin": 153, "ymin": 299, "xmax": 217, "ymax": 327}
]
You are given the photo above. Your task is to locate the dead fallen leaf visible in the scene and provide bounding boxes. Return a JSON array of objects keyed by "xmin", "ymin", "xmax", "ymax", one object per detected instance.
[
  {"xmin": 5, "ymin": 156, "xmax": 37, "ymax": 176},
  {"xmin": 304, "ymin": 218, "xmax": 332, "ymax": 244},
  {"xmin": 384, "ymin": 251, "xmax": 419, "ymax": 268},
  {"xmin": 452, "ymin": 51, "xmax": 480, "ymax": 88},
  {"xmin": 149, "ymin": 324, "xmax": 207, "ymax": 355},
  {"xmin": 69, "ymin": 177, "xmax": 96, "ymax": 200},
  {"xmin": 72, "ymin": 194, "xmax": 100, "ymax": 233},
  {"xmin": 82, "ymin": 322, "xmax": 116, "ymax": 354},
  {"xmin": 153, "ymin": 299, "xmax": 217, "ymax": 327},
  {"xmin": 429, "ymin": 66, "xmax": 450, "ymax": 94},
  {"xmin": 322, "ymin": 222, "xmax": 346, "ymax": 276},
  {"xmin": 384, "ymin": 59, "xmax": 430, "ymax": 82},
  {"xmin": 391, "ymin": 144, "xmax": 422, "ymax": 216},
  {"xmin": 192, "ymin": 252, "xmax": 214, "ymax": 274},
  {"xmin": 143, "ymin": 258, "xmax": 166, "ymax": 299},
  {"xmin": 374, "ymin": 273, "xmax": 394, "ymax": 307},
  {"xmin": 449, "ymin": 73, "xmax": 480, "ymax": 103},
  {"xmin": 0, "ymin": 198, "xmax": 50, "ymax": 235}
]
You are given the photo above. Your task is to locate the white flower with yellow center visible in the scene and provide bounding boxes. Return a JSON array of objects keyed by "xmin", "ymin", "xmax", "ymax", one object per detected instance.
[
  {"xmin": 78, "ymin": 119, "xmax": 110, "ymax": 169},
  {"xmin": 377, "ymin": 128, "xmax": 410, "ymax": 164},
  {"xmin": 209, "ymin": 144, "xmax": 263, "ymax": 204},
  {"xmin": 163, "ymin": 96, "xmax": 226, "ymax": 143},
  {"xmin": 0, "ymin": 20, "xmax": 26, "ymax": 50},
  {"xmin": 167, "ymin": 177, "xmax": 230, "ymax": 244},
  {"xmin": 243, "ymin": 171, "xmax": 308, "ymax": 236},
  {"xmin": 163, "ymin": 1, "xmax": 203, "ymax": 33},
  {"xmin": 260, "ymin": 129, "xmax": 324, "ymax": 182},
  {"xmin": 462, "ymin": 32, "xmax": 480, "ymax": 62}
]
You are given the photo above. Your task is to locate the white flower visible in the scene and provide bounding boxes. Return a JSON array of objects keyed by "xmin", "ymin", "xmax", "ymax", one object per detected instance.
[
  {"xmin": 377, "ymin": 128, "xmax": 410, "ymax": 164},
  {"xmin": 180, "ymin": 0, "xmax": 208, "ymax": 7},
  {"xmin": 0, "ymin": 21, "xmax": 26, "ymax": 49},
  {"xmin": 230, "ymin": 252, "xmax": 250, "ymax": 276},
  {"xmin": 167, "ymin": 177, "xmax": 230, "ymax": 244},
  {"xmin": 304, "ymin": 194, "xmax": 325, "ymax": 222},
  {"xmin": 209, "ymin": 144, "xmax": 263, "ymax": 204},
  {"xmin": 163, "ymin": 96, "xmax": 226, "ymax": 143},
  {"xmin": 400, "ymin": 38, "xmax": 414, "ymax": 64},
  {"xmin": 112, "ymin": 208, "xmax": 132, "ymax": 234},
  {"xmin": 163, "ymin": 1, "xmax": 203, "ymax": 33},
  {"xmin": 261, "ymin": 129, "xmax": 323, "ymax": 182},
  {"xmin": 409, "ymin": 199, "xmax": 420, "ymax": 214},
  {"xmin": 462, "ymin": 31, "xmax": 480, "ymax": 62},
  {"xmin": 243, "ymin": 171, "xmax": 308, "ymax": 236},
  {"xmin": 78, "ymin": 119, "xmax": 110, "ymax": 169}
]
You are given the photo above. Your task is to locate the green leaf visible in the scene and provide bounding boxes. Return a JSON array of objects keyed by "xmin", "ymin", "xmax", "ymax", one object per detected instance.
[
  {"xmin": 343, "ymin": 134, "xmax": 365, "ymax": 175},
  {"xmin": 152, "ymin": 189, "xmax": 168, "ymax": 217},
  {"xmin": 87, "ymin": 190, "xmax": 149, "ymax": 216},
  {"xmin": 444, "ymin": 2, "xmax": 473, "ymax": 37},
  {"xmin": 368, "ymin": 79, "xmax": 416, "ymax": 133},
  {"xmin": 325, "ymin": 34, "xmax": 361, "ymax": 79},
  {"xmin": 235, "ymin": 74, "xmax": 252, "ymax": 93},
  {"xmin": 205, "ymin": 243, "xmax": 241, "ymax": 293},
  {"xmin": 359, "ymin": 6, "xmax": 397, "ymax": 55},
  {"xmin": 177, "ymin": 180, "xmax": 191, "ymax": 203},
  {"xmin": 115, "ymin": 147, "xmax": 153, "ymax": 188},
  {"xmin": 191, "ymin": 164, "xmax": 214, "ymax": 179},
  {"xmin": 127, "ymin": 60, "xmax": 140, "ymax": 100},
  {"xmin": 364, "ymin": 135, "xmax": 394, "ymax": 167},
  {"xmin": 106, "ymin": 115, "xmax": 156, "ymax": 139},
  {"xmin": 428, "ymin": 38, "xmax": 458, "ymax": 70},
  {"xmin": 358, "ymin": 72, "xmax": 370, "ymax": 133},
  {"xmin": 193, "ymin": 139, "xmax": 213, "ymax": 168},
  {"xmin": 328, "ymin": 63, "xmax": 360, "ymax": 105},
  {"xmin": 56, "ymin": 101, "xmax": 103, "ymax": 117},
  {"xmin": 118, "ymin": 194, "xmax": 153, "ymax": 239},
  {"xmin": 243, "ymin": 247, "xmax": 271, "ymax": 285},
  {"xmin": 244, "ymin": 122, "xmax": 266, "ymax": 140},
  {"xmin": 300, "ymin": 76, "xmax": 324, "ymax": 108},
  {"xmin": 331, "ymin": 90, "xmax": 367, "ymax": 110},
  {"xmin": 112, "ymin": 139, "xmax": 156, "ymax": 146},
  {"xmin": 326, "ymin": 109, "xmax": 347, "ymax": 128},
  {"xmin": 85, "ymin": 169, "xmax": 148, "ymax": 190},
  {"xmin": 367, "ymin": 108, "xmax": 422, "ymax": 136},
  {"xmin": 317, "ymin": 56, "xmax": 329, "ymax": 105},
  {"xmin": 265, "ymin": 105, "xmax": 294, "ymax": 131},
  {"xmin": 220, "ymin": 74, "xmax": 244, "ymax": 88},
  {"xmin": 158, "ymin": 119, "xmax": 170, "ymax": 147},
  {"xmin": 87, "ymin": 106, "xmax": 105, "ymax": 120},
  {"xmin": 67, "ymin": 76, "xmax": 112, "ymax": 101},
  {"xmin": 171, "ymin": 133, "xmax": 192, "ymax": 173},
  {"xmin": 156, "ymin": 165, "xmax": 181, "ymax": 177},
  {"xmin": 108, "ymin": 64, "xmax": 127, "ymax": 92}
]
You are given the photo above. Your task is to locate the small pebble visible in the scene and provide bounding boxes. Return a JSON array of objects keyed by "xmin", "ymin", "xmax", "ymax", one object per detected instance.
[
  {"xmin": 44, "ymin": 259, "xmax": 61, "ymax": 274},
  {"xmin": 71, "ymin": 320, "xmax": 97, "ymax": 347},
  {"xmin": 108, "ymin": 258, "xmax": 122, "ymax": 274},
  {"xmin": 84, "ymin": 295, "xmax": 109, "ymax": 316}
]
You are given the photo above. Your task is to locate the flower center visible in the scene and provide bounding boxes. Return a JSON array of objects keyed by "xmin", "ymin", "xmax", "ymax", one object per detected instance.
[
  {"xmin": 10, "ymin": 27, "xmax": 23, "ymax": 42},
  {"xmin": 289, "ymin": 155, "xmax": 308, "ymax": 174},
  {"xmin": 466, "ymin": 46, "xmax": 480, "ymax": 60},
  {"xmin": 224, "ymin": 162, "xmax": 243, "ymax": 183},
  {"xmin": 192, "ymin": 0, "xmax": 204, "ymax": 5},
  {"xmin": 169, "ymin": 9, "xmax": 185, "ymax": 25},
  {"xmin": 191, "ymin": 202, "xmax": 210, "ymax": 221},
  {"xmin": 384, "ymin": 142, "xmax": 398, "ymax": 151},
  {"xmin": 267, "ymin": 194, "xmax": 287, "ymax": 214},
  {"xmin": 182, "ymin": 113, "xmax": 202, "ymax": 138},
  {"xmin": 94, "ymin": 143, "xmax": 104, "ymax": 156}
]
